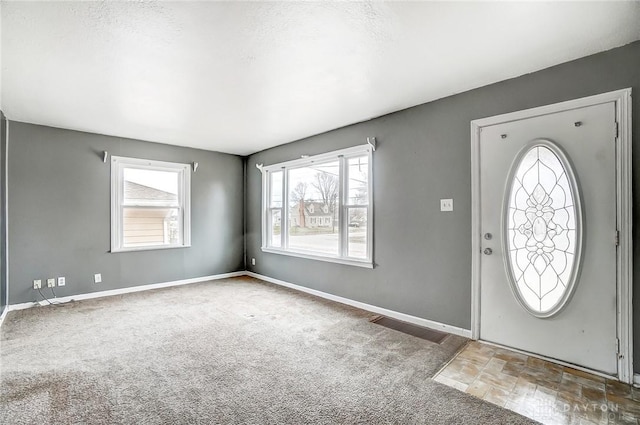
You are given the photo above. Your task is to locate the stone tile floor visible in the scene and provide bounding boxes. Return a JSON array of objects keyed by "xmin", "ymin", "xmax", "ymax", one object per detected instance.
[{"xmin": 433, "ymin": 341, "xmax": 640, "ymax": 424}]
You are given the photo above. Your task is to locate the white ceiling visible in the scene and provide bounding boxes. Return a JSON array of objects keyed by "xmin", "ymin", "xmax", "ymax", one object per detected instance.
[{"xmin": 2, "ymin": 1, "xmax": 639, "ymax": 156}]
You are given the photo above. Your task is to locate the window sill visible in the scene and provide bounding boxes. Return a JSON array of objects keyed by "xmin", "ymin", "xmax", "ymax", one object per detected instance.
[
  {"xmin": 111, "ymin": 244, "xmax": 191, "ymax": 253},
  {"xmin": 261, "ymin": 247, "xmax": 373, "ymax": 269}
]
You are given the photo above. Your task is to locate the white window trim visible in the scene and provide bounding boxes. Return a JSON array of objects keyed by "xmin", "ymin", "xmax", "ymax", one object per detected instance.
[
  {"xmin": 111, "ymin": 156, "xmax": 191, "ymax": 253},
  {"xmin": 261, "ymin": 144, "xmax": 373, "ymax": 268}
]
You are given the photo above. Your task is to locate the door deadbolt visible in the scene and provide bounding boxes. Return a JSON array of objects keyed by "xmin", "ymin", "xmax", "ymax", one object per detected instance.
[
  {"xmin": 484, "ymin": 233, "xmax": 492, "ymax": 240},
  {"xmin": 483, "ymin": 248, "xmax": 493, "ymax": 255}
]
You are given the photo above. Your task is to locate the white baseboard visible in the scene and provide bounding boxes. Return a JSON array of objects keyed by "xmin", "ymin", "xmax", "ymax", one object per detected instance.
[
  {"xmin": 0, "ymin": 305, "xmax": 8, "ymax": 328},
  {"xmin": 6, "ymin": 271, "xmax": 245, "ymax": 312},
  {"xmin": 3, "ymin": 270, "xmax": 470, "ymax": 340},
  {"xmin": 5, "ymin": 270, "xmax": 635, "ymax": 378},
  {"xmin": 245, "ymin": 271, "xmax": 472, "ymax": 338}
]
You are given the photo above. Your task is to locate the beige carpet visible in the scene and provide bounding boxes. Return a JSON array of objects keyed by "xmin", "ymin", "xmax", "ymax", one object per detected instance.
[{"xmin": 1, "ymin": 276, "xmax": 537, "ymax": 424}]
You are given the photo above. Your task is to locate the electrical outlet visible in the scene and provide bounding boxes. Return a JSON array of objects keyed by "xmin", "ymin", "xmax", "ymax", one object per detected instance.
[
  {"xmin": 47, "ymin": 278, "xmax": 55, "ymax": 288},
  {"xmin": 251, "ymin": 258, "xmax": 256, "ymax": 266},
  {"xmin": 33, "ymin": 279, "xmax": 42, "ymax": 289},
  {"xmin": 58, "ymin": 277, "xmax": 66, "ymax": 287},
  {"xmin": 94, "ymin": 273, "xmax": 102, "ymax": 284},
  {"xmin": 440, "ymin": 198, "xmax": 454, "ymax": 212}
]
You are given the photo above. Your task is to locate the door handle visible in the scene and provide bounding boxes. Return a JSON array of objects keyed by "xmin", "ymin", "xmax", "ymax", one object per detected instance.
[{"xmin": 483, "ymin": 248, "xmax": 493, "ymax": 255}]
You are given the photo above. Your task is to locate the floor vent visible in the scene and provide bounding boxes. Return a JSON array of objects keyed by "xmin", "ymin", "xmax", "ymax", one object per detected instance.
[{"xmin": 370, "ymin": 316, "xmax": 449, "ymax": 344}]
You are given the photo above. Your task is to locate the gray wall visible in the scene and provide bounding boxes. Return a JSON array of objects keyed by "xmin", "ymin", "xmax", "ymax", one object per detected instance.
[
  {"xmin": 8, "ymin": 122, "xmax": 244, "ymax": 304},
  {"xmin": 246, "ymin": 41, "xmax": 640, "ymax": 369},
  {"xmin": 0, "ymin": 112, "xmax": 6, "ymax": 315}
]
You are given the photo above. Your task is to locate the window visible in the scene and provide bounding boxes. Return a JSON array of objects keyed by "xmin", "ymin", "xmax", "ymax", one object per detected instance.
[
  {"xmin": 505, "ymin": 141, "xmax": 582, "ymax": 317},
  {"xmin": 261, "ymin": 144, "xmax": 373, "ymax": 267},
  {"xmin": 111, "ymin": 156, "xmax": 191, "ymax": 252}
]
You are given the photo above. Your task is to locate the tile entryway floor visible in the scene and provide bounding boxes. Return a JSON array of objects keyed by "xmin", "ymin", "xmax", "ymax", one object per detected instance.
[{"xmin": 433, "ymin": 341, "xmax": 640, "ymax": 424}]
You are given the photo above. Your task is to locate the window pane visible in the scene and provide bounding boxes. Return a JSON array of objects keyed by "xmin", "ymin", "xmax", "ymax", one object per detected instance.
[
  {"xmin": 270, "ymin": 171, "xmax": 283, "ymax": 208},
  {"xmin": 269, "ymin": 209, "xmax": 281, "ymax": 248},
  {"xmin": 288, "ymin": 161, "xmax": 339, "ymax": 256},
  {"xmin": 124, "ymin": 168, "xmax": 179, "ymax": 206},
  {"xmin": 347, "ymin": 156, "xmax": 368, "ymax": 205},
  {"xmin": 123, "ymin": 207, "xmax": 179, "ymax": 247},
  {"xmin": 348, "ymin": 207, "xmax": 367, "ymax": 258},
  {"xmin": 506, "ymin": 144, "xmax": 580, "ymax": 316}
]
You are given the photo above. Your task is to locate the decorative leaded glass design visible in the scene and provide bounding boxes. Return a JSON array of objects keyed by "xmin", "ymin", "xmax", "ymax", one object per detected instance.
[{"xmin": 504, "ymin": 141, "xmax": 582, "ymax": 317}]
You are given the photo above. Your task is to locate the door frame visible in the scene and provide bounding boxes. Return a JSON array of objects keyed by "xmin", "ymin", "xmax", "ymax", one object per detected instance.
[{"xmin": 470, "ymin": 88, "xmax": 633, "ymax": 383}]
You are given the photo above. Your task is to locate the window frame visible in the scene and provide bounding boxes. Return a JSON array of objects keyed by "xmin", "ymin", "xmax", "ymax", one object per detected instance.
[
  {"xmin": 261, "ymin": 144, "xmax": 373, "ymax": 268},
  {"xmin": 111, "ymin": 156, "xmax": 191, "ymax": 253}
]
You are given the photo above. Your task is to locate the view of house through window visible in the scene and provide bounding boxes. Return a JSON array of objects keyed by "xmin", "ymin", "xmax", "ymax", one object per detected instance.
[
  {"xmin": 111, "ymin": 156, "xmax": 191, "ymax": 252},
  {"xmin": 123, "ymin": 168, "xmax": 180, "ymax": 248},
  {"xmin": 262, "ymin": 145, "xmax": 372, "ymax": 266},
  {"xmin": 288, "ymin": 161, "xmax": 340, "ymax": 256}
]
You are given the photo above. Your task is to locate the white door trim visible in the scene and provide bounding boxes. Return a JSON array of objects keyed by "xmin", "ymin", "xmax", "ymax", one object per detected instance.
[{"xmin": 470, "ymin": 88, "xmax": 633, "ymax": 383}]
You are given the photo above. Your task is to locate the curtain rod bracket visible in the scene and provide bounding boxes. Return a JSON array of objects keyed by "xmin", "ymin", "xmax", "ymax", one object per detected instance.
[
  {"xmin": 103, "ymin": 151, "xmax": 108, "ymax": 163},
  {"xmin": 256, "ymin": 163, "xmax": 264, "ymax": 172},
  {"xmin": 367, "ymin": 137, "xmax": 376, "ymax": 151}
]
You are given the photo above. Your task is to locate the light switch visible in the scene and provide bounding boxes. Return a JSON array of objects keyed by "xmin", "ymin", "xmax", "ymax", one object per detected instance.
[{"xmin": 440, "ymin": 199, "xmax": 453, "ymax": 212}]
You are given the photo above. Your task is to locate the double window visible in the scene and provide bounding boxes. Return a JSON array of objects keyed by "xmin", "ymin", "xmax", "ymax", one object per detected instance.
[
  {"xmin": 111, "ymin": 156, "xmax": 191, "ymax": 252},
  {"xmin": 262, "ymin": 145, "xmax": 373, "ymax": 267}
]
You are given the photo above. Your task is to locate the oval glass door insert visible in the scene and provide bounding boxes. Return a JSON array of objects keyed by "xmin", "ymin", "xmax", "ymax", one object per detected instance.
[{"xmin": 504, "ymin": 140, "xmax": 582, "ymax": 318}]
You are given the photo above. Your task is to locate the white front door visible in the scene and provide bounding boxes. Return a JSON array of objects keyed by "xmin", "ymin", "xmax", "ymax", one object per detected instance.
[{"xmin": 478, "ymin": 101, "xmax": 618, "ymax": 375}]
